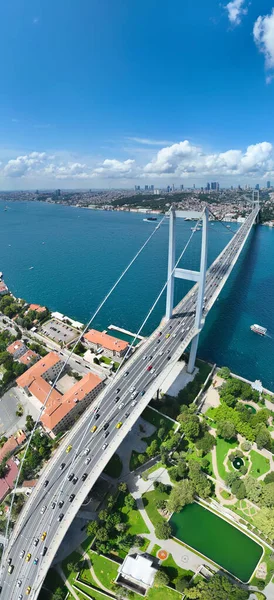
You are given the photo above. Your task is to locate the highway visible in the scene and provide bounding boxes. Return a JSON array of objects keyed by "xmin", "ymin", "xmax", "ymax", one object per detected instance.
[{"xmin": 0, "ymin": 207, "xmax": 259, "ymax": 599}]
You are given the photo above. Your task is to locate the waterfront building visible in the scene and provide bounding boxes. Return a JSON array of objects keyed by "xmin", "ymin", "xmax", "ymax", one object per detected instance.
[
  {"xmin": 18, "ymin": 349, "xmax": 39, "ymax": 367},
  {"xmin": 40, "ymin": 371, "xmax": 104, "ymax": 435},
  {"xmin": 16, "ymin": 351, "xmax": 64, "ymax": 392},
  {"xmin": 83, "ymin": 329, "xmax": 129, "ymax": 357},
  {"xmin": 0, "ymin": 281, "xmax": 8, "ymax": 296},
  {"xmin": 27, "ymin": 303, "xmax": 47, "ymax": 314},
  {"xmin": 7, "ymin": 340, "xmax": 27, "ymax": 360},
  {"xmin": 116, "ymin": 554, "xmax": 157, "ymax": 596}
]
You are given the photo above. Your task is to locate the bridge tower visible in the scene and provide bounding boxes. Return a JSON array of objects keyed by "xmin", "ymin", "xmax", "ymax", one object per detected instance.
[
  {"xmin": 166, "ymin": 206, "xmax": 209, "ymax": 373},
  {"xmin": 252, "ymin": 190, "xmax": 260, "ymax": 223}
]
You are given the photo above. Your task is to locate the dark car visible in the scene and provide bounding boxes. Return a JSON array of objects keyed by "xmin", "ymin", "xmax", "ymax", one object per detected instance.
[
  {"xmin": 69, "ymin": 494, "xmax": 75, "ymax": 502},
  {"xmin": 141, "ymin": 390, "xmax": 146, "ymax": 396},
  {"xmin": 72, "ymin": 476, "xmax": 78, "ymax": 484},
  {"xmin": 58, "ymin": 500, "xmax": 64, "ymax": 508},
  {"xmin": 41, "ymin": 547, "xmax": 47, "ymax": 556},
  {"xmin": 44, "ymin": 480, "xmax": 49, "ymax": 488},
  {"xmin": 103, "ymin": 422, "xmax": 109, "ymax": 430},
  {"xmin": 58, "ymin": 514, "xmax": 64, "ymax": 522},
  {"xmin": 60, "ymin": 463, "xmax": 65, "ymax": 470},
  {"xmin": 167, "ymin": 356, "xmax": 171, "ymax": 360},
  {"xmin": 125, "ymin": 412, "xmax": 130, "ymax": 419},
  {"xmin": 81, "ymin": 473, "xmax": 88, "ymax": 481},
  {"xmin": 67, "ymin": 473, "xmax": 74, "ymax": 481},
  {"xmin": 105, "ymin": 431, "xmax": 110, "ymax": 438},
  {"xmin": 7, "ymin": 558, "xmax": 12, "ymax": 566},
  {"xmin": 116, "ymin": 388, "xmax": 120, "ymax": 394},
  {"xmin": 95, "ymin": 413, "xmax": 100, "ymax": 420},
  {"xmin": 115, "ymin": 396, "xmax": 120, "ymax": 403},
  {"xmin": 33, "ymin": 538, "xmax": 39, "ymax": 547}
]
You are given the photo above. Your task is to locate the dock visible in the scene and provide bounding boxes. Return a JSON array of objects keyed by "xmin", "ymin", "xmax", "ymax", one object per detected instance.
[{"xmin": 108, "ymin": 324, "xmax": 144, "ymax": 340}]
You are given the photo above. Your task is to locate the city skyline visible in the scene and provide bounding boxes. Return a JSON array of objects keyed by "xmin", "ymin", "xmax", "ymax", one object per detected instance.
[{"xmin": 0, "ymin": 0, "xmax": 274, "ymax": 189}]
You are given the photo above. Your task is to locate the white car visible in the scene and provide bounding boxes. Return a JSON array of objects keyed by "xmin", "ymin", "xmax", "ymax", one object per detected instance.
[
  {"xmin": 118, "ymin": 402, "xmax": 125, "ymax": 410},
  {"xmin": 85, "ymin": 457, "xmax": 91, "ymax": 465},
  {"xmin": 17, "ymin": 580, "xmax": 22, "ymax": 588},
  {"xmin": 159, "ymin": 350, "xmax": 164, "ymax": 356},
  {"xmin": 84, "ymin": 448, "xmax": 90, "ymax": 455},
  {"xmin": 129, "ymin": 386, "xmax": 135, "ymax": 393},
  {"xmin": 40, "ymin": 506, "xmax": 46, "ymax": 515},
  {"xmin": 102, "ymin": 443, "xmax": 108, "ymax": 451},
  {"xmin": 181, "ymin": 328, "xmax": 185, "ymax": 333},
  {"xmin": 150, "ymin": 368, "xmax": 155, "ymax": 374},
  {"xmin": 172, "ymin": 332, "xmax": 176, "ymax": 338},
  {"xmin": 142, "ymin": 355, "xmax": 147, "ymax": 361},
  {"xmin": 131, "ymin": 400, "xmax": 137, "ymax": 407},
  {"xmin": 19, "ymin": 551, "xmax": 25, "ymax": 559}
]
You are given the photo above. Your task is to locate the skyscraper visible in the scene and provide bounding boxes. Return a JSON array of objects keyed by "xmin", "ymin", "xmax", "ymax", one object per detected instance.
[
  {"xmin": 180, "ymin": 184, "xmax": 184, "ymax": 190},
  {"xmin": 211, "ymin": 182, "xmax": 217, "ymax": 190},
  {"xmin": 267, "ymin": 181, "xmax": 271, "ymax": 189},
  {"xmin": 255, "ymin": 184, "xmax": 260, "ymax": 190},
  {"xmin": 150, "ymin": 185, "xmax": 154, "ymax": 191},
  {"xmin": 145, "ymin": 185, "xmax": 149, "ymax": 191},
  {"xmin": 206, "ymin": 182, "xmax": 210, "ymax": 191}
]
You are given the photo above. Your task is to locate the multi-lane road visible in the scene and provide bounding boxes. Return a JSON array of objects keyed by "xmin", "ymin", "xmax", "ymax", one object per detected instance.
[{"xmin": 0, "ymin": 207, "xmax": 259, "ymax": 599}]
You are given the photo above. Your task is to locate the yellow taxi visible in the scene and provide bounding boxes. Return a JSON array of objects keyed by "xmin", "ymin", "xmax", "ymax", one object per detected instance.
[
  {"xmin": 41, "ymin": 531, "xmax": 47, "ymax": 541},
  {"xmin": 26, "ymin": 553, "xmax": 31, "ymax": 562},
  {"xmin": 26, "ymin": 587, "xmax": 31, "ymax": 595},
  {"xmin": 116, "ymin": 422, "xmax": 122, "ymax": 429},
  {"xmin": 66, "ymin": 445, "xmax": 72, "ymax": 453},
  {"xmin": 165, "ymin": 333, "xmax": 170, "ymax": 338},
  {"xmin": 91, "ymin": 425, "xmax": 97, "ymax": 433}
]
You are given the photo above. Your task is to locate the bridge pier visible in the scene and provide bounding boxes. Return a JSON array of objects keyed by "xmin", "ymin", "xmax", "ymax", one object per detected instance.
[{"xmin": 165, "ymin": 206, "xmax": 209, "ymax": 374}]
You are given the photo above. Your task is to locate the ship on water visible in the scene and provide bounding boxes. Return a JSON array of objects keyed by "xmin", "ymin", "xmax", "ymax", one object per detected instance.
[
  {"xmin": 250, "ymin": 324, "xmax": 267, "ymax": 336},
  {"xmin": 143, "ymin": 216, "xmax": 157, "ymax": 222}
]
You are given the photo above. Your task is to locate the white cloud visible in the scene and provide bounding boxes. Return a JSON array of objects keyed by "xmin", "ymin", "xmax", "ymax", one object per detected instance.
[
  {"xmin": 127, "ymin": 137, "xmax": 174, "ymax": 146},
  {"xmin": 142, "ymin": 140, "xmax": 274, "ymax": 178},
  {"xmin": 92, "ymin": 158, "xmax": 136, "ymax": 178},
  {"xmin": 225, "ymin": 0, "xmax": 248, "ymax": 26},
  {"xmin": 0, "ymin": 141, "xmax": 274, "ymax": 185},
  {"xmin": 253, "ymin": 9, "xmax": 274, "ymax": 83}
]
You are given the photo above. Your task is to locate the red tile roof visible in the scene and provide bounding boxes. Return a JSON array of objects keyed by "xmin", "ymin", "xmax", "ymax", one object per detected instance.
[
  {"xmin": 0, "ymin": 459, "xmax": 19, "ymax": 502},
  {"xmin": 19, "ymin": 350, "xmax": 39, "ymax": 366},
  {"xmin": 84, "ymin": 329, "xmax": 128, "ymax": 353},
  {"xmin": 0, "ymin": 436, "xmax": 18, "ymax": 463},
  {"xmin": 16, "ymin": 352, "xmax": 62, "ymax": 388},
  {"xmin": 7, "ymin": 340, "xmax": 26, "ymax": 355},
  {"xmin": 28, "ymin": 303, "xmax": 47, "ymax": 313},
  {"xmin": 41, "ymin": 372, "xmax": 103, "ymax": 431}
]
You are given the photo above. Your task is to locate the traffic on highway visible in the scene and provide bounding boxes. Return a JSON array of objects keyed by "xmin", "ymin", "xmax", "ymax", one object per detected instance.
[{"xmin": 0, "ymin": 207, "xmax": 258, "ymax": 599}]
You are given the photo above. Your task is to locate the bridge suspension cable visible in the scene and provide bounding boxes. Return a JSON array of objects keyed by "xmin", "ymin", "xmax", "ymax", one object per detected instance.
[
  {"xmin": 25, "ymin": 211, "xmax": 205, "ymax": 595},
  {"xmin": 0, "ymin": 210, "xmax": 169, "ymax": 565}
]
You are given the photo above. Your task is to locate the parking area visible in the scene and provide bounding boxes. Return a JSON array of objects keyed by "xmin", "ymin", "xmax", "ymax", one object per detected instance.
[
  {"xmin": 39, "ymin": 318, "xmax": 80, "ymax": 345},
  {"xmin": 0, "ymin": 386, "xmax": 40, "ymax": 437}
]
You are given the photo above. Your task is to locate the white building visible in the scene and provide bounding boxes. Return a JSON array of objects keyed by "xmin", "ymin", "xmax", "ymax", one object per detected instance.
[{"xmin": 116, "ymin": 554, "xmax": 157, "ymax": 596}]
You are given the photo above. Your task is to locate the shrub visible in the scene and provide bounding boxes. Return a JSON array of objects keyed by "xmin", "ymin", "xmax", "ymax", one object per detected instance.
[{"xmin": 241, "ymin": 441, "xmax": 251, "ymax": 452}]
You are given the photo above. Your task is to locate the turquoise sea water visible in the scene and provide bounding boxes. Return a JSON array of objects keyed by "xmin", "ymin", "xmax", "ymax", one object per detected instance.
[{"xmin": 1, "ymin": 201, "xmax": 274, "ymax": 390}]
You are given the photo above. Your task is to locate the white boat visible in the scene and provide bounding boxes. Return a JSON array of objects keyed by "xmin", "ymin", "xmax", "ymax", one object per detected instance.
[
  {"xmin": 29, "ymin": 266, "xmax": 34, "ymax": 270},
  {"xmin": 250, "ymin": 324, "xmax": 267, "ymax": 336}
]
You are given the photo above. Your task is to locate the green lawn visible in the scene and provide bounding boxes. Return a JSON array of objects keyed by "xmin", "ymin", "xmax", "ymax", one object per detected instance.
[
  {"xmin": 142, "ymin": 489, "xmax": 169, "ymax": 526},
  {"xmin": 62, "ymin": 550, "xmax": 83, "ymax": 584},
  {"xmin": 147, "ymin": 586, "xmax": 182, "ymax": 600},
  {"xmin": 103, "ymin": 453, "xmax": 123, "ymax": 478},
  {"xmin": 142, "ymin": 462, "xmax": 164, "ymax": 477},
  {"xmin": 99, "ymin": 355, "xmax": 112, "ymax": 364},
  {"xmin": 215, "ymin": 436, "xmax": 238, "ymax": 481},
  {"xmin": 74, "ymin": 581, "xmax": 112, "ymax": 600},
  {"xmin": 221, "ymin": 490, "xmax": 231, "ymax": 500},
  {"xmin": 120, "ymin": 502, "xmax": 150, "ymax": 536},
  {"xmin": 160, "ymin": 553, "xmax": 194, "ymax": 585},
  {"xmin": 89, "ymin": 551, "xmax": 119, "ymax": 589},
  {"xmin": 249, "ymin": 450, "xmax": 270, "ymax": 479}
]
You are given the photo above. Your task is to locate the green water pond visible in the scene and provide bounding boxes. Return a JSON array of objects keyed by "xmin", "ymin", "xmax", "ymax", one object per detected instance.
[{"xmin": 170, "ymin": 502, "xmax": 263, "ymax": 582}]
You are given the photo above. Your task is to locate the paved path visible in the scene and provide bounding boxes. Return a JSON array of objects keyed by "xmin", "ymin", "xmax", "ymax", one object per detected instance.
[
  {"xmin": 79, "ymin": 546, "xmax": 116, "ymax": 597},
  {"xmin": 55, "ymin": 564, "xmax": 81, "ymax": 600}
]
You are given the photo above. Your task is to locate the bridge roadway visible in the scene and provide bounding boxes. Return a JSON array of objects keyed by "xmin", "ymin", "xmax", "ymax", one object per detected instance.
[{"xmin": 0, "ymin": 207, "xmax": 259, "ymax": 599}]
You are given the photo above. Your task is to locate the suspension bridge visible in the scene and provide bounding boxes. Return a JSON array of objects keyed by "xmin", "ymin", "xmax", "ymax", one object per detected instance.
[{"xmin": 0, "ymin": 198, "xmax": 260, "ymax": 599}]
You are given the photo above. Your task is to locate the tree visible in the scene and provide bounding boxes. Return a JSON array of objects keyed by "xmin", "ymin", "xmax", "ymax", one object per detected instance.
[
  {"xmin": 217, "ymin": 421, "xmax": 236, "ymax": 440},
  {"xmin": 156, "ymin": 499, "xmax": 166, "ymax": 510},
  {"xmin": 218, "ymin": 367, "xmax": 231, "ymax": 379},
  {"xmin": 239, "ymin": 465, "xmax": 248, "ymax": 475},
  {"xmin": 154, "ymin": 570, "xmax": 169, "ymax": 586},
  {"xmin": 118, "ymin": 482, "xmax": 128, "ymax": 493},
  {"xmin": 25, "ymin": 415, "xmax": 35, "ymax": 432},
  {"xmin": 261, "ymin": 482, "xmax": 274, "ymax": 507},
  {"xmin": 184, "ymin": 573, "xmax": 249, "ymax": 600},
  {"xmin": 0, "ymin": 461, "xmax": 7, "ymax": 478},
  {"xmin": 264, "ymin": 472, "xmax": 274, "ymax": 484},
  {"xmin": 154, "ymin": 521, "xmax": 171, "ymax": 540},
  {"xmin": 96, "ymin": 527, "xmax": 110, "ymax": 541},
  {"xmin": 220, "ymin": 393, "xmax": 237, "ymax": 408},
  {"xmin": 195, "ymin": 432, "xmax": 216, "ymax": 454},
  {"xmin": 157, "ymin": 482, "xmax": 169, "ymax": 494},
  {"xmin": 124, "ymin": 494, "xmax": 136, "ymax": 510},
  {"xmin": 158, "ymin": 427, "xmax": 166, "ymax": 441},
  {"xmin": 52, "ymin": 588, "xmax": 66, "ymax": 600},
  {"xmin": 137, "ymin": 454, "xmax": 146, "ymax": 465},
  {"xmin": 167, "ymin": 480, "xmax": 195, "ymax": 513},
  {"xmin": 231, "ymin": 479, "xmax": 246, "ymax": 500},
  {"xmin": 241, "ymin": 440, "xmax": 251, "ymax": 452},
  {"xmin": 178, "ymin": 412, "xmax": 200, "ymax": 441},
  {"xmin": 175, "ymin": 575, "xmax": 190, "ymax": 592},
  {"xmin": 256, "ymin": 427, "xmax": 271, "ymax": 450},
  {"xmin": 225, "ymin": 471, "xmax": 240, "ymax": 488},
  {"xmin": 86, "ymin": 520, "xmax": 99, "ymax": 537},
  {"xmin": 254, "ymin": 507, "xmax": 274, "ymax": 539},
  {"xmin": 67, "ymin": 560, "xmax": 80, "ymax": 572},
  {"xmin": 177, "ymin": 459, "xmax": 188, "ymax": 479},
  {"xmin": 146, "ymin": 439, "xmax": 159, "ymax": 458}
]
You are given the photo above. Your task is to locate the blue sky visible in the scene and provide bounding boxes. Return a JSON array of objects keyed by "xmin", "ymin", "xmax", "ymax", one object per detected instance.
[{"xmin": 0, "ymin": 0, "xmax": 274, "ymax": 189}]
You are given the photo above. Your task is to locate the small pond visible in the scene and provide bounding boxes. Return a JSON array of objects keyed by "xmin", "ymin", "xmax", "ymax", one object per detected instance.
[
  {"xmin": 170, "ymin": 502, "xmax": 263, "ymax": 581},
  {"xmin": 233, "ymin": 457, "xmax": 244, "ymax": 469}
]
